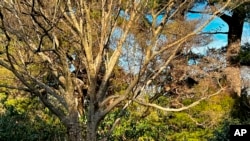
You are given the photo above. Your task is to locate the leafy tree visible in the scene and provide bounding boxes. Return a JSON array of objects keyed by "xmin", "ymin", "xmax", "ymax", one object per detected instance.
[
  {"xmin": 107, "ymin": 73, "xmax": 236, "ymax": 140},
  {"xmin": 0, "ymin": 92, "xmax": 66, "ymax": 141},
  {"xmin": 191, "ymin": 0, "xmax": 250, "ymax": 96}
]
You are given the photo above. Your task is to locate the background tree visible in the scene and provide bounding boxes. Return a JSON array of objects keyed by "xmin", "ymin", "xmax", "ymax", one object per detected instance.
[{"xmin": 191, "ymin": 0, "xmax": 250, "ymax": 96}]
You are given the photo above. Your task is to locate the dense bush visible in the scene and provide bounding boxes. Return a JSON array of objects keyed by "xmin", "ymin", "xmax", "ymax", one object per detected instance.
[
  {"xmin": 232, "ymin": 43, "xmax": 250, "ymax": 65},
  {"xmin": 0, "ymin": 93, "xmax": 66, "ymax": 141}
]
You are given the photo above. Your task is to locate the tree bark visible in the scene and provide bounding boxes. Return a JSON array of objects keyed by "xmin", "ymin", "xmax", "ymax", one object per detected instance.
[
  {"xmin": 67, "ymin": 121, "xmax": 83, "ymax": 141},
  {"xmin": 221, "ymin": 7, "xmax": 246, "ymax": 97},
  {"xmin": 86, "ymin": 102, "xmax": 99, "ymax": 141},
  {"xmin": 86, "ymin": 119, "xmax": 98, "ymax": 141},
  {"xmin": 227, "ymin": 9, "xmax": 245, "ymax": 62},
  {"xmin": 63, "ymin": 109, "xmax": 83, "ymax": 141}
]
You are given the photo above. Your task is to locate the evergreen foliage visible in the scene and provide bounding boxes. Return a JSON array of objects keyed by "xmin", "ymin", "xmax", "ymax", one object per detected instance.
[{"xmin": 0, "ymin": 93, "xmax": 66, "ymax": 141}]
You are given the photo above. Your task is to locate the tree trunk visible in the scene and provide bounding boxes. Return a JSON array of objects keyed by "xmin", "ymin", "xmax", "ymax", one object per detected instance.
[
  {"xmin": 86, "ymin": 119, "xmax": 98, "ymax": 141},
  {"xmin": 86, "ymin": 102, "xmax": 99, "ymax": 141},
  {"xmin": 223, "ymin": 7, "xmax": 246, "ymax": 97},
  {"xmin": 67, "ymin": 121, "xmax": 83, "ymax": 141},
  {"xmin": 227, "ymin": 9, "xmax": 245, "ymax": 63},
  {"xmin": 63, "ymin": 110, "xmax": 83, "ymax": 141}
]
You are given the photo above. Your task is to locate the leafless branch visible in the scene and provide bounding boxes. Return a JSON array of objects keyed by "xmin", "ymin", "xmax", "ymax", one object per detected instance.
[
  {"xmin": 133, "ymin": 87, "xmax": 225, "ymax": 112},
  {"xmin": 199, "ymin": 31, "xmax": 228, "ymax": 35}
]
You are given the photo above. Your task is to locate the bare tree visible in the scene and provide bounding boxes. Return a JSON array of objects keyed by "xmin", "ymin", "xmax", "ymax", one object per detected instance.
[{"xmin": 0, "ymin": 0, "xmax": 231, "ymax": 140}]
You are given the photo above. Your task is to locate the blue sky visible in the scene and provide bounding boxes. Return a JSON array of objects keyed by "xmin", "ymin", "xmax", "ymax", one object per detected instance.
[
  {"xmin": 191, "ymin": 13, "xmax": 250, "ymax": 45},
  {"xmin": 144, "ymin": 2, "xmax": 250, "ymax": 54},
  {"xmin": 115, "ymin": 4, "xmax": 250, "ymax": 72},
  {"xmin": 190, "ymin": 14, "xmax": 250, "ymax": 54},
  {"xmin": 188, "ymin": 3, "xmax": 250, "ymax": 54},
  {"xmin": 118, "ymin": 2, "xmax": 250, "ymax": 51}
]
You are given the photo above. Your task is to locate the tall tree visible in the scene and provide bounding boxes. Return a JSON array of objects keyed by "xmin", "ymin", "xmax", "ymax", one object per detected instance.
[
  {"xmin": 0, "ymin": 0, "xmax": 231, "ymax": 140},
  {"xmin": 195, "ymin": 0, "xmax": 250, "ymax": 96}
]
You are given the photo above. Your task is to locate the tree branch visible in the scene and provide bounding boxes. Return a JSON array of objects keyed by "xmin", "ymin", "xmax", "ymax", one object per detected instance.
[
  {"xmin": 133, "ymin": 88, "xmax": 224, "ymax": 112},
  {"xmin": 0, "ymin": 84, "xmax": 30, "ymax": 91},
  {"xmin": 199, "ymin": 31, "xmax": 228, "ymax": 35},
  {"xmin": 218, "ymin": 13, "xmax": 231, "ymax": 25},
  {"xmin": 96, "ymin": 3, "xmax": 139, "ymax": 101}
]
